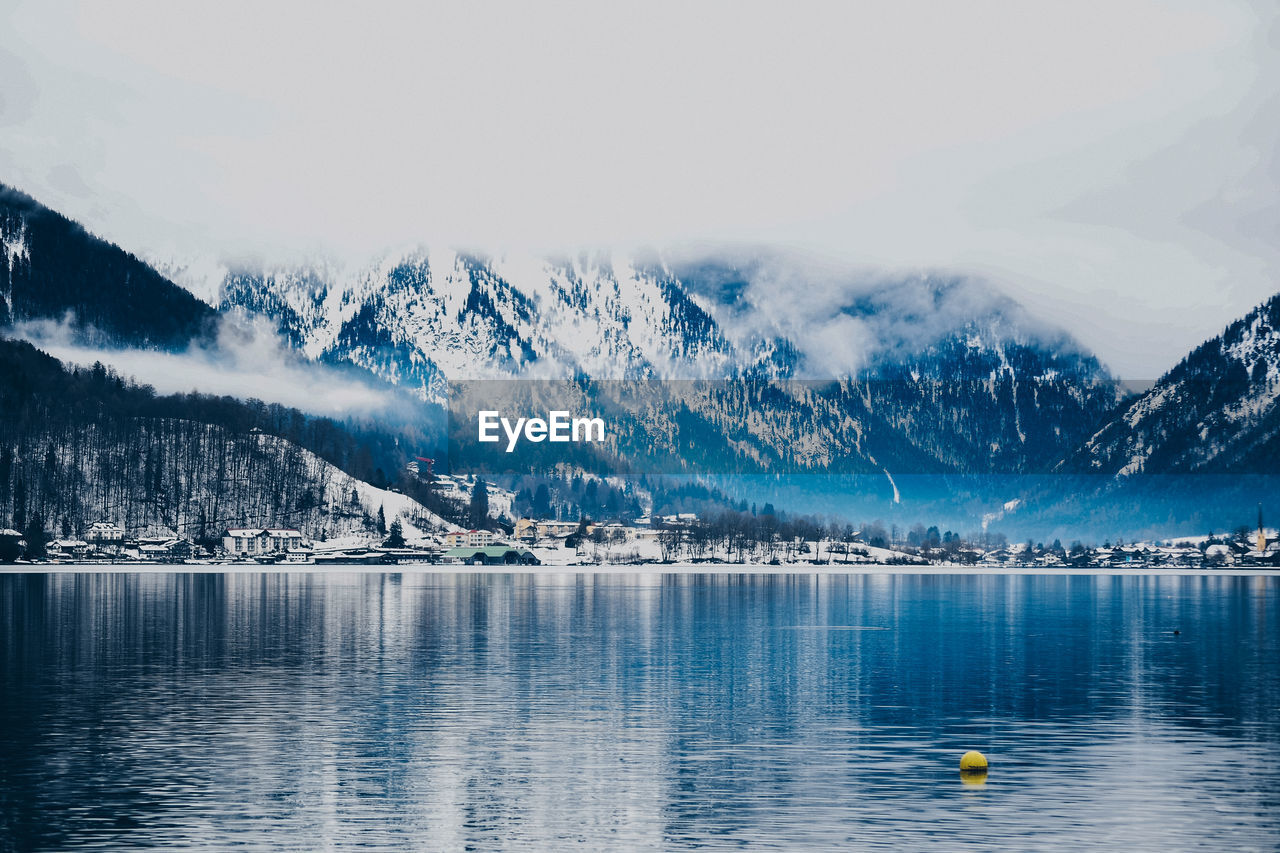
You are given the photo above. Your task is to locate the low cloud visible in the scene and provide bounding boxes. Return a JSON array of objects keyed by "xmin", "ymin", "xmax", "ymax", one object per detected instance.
[
  {"xmin": 7, "ymin": 312, "xmax": 394, "ymax": 417},
  {"xmin": 665, "ymin": 246, "xmax": 1084, "ymax": 377}
]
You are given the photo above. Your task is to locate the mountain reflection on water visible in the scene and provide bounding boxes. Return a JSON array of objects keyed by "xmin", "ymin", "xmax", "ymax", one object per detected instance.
[{"xmin": 1, "ymin": 571, "xmax": 1277, "ymax": 851}]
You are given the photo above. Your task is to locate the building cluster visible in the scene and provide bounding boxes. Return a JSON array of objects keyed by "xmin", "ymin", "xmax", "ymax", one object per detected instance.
[
  {"xmin": 2, "ymin": 511, "xmax": 1277, "ymax": 569},
  {"xmin": 27, "ymin": 522, "xmax": 204, "ymax": 563},
  {"xmin": 0, "ymin": 522, "xmax": 312, "ymax": 564},
  {"xmin": 0, "ymin": 517, "xmax": 543, "ymax": 566},
  {"xmin": 512, "ymin": 514, "xmax": 697, "ymax": 546},
  {"xmin": 443, "ymin": 529, "xmax": 496, "ymax": 548},
  {"xmin": 833, "ymin": 540, "xmax": 1280, "ymax": 569},
  {"xmin": 959, "ymin": 538, "xmax": 1278, "ymax": 569}
]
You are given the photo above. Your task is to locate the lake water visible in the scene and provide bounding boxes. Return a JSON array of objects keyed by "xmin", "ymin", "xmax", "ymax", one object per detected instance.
[{"xmin": 1, "ymin": 571, "xmax": 1277, "ymax": 851}]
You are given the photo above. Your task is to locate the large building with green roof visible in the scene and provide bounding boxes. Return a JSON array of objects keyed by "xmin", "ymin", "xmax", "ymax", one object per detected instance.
[{"xmin": 441, "ymin": 545, "xmax": 541, "ymax": 566}]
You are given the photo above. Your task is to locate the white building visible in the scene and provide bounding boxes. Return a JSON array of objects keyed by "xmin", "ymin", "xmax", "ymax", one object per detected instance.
[
  {"xmin": 47, "ymin": 539, "xmax": 90, "ymax": 560},
  {"xmin": 85, "ymin": 521, "xmax": 126, "ymax": 554},
  {"xmin": 444, "ymin": 529, "xmax": 495, "ymax": 548},
  {"xmin": 138, "ymin": 543, "xmax": 172, "ymax": 561},
  {"xmin": 223, "ymin": 528, "xmax": 306, "ymax": 556},
  {"xmin": 514, "ymin": 518, "xmax": 579, "ymax": 542}
]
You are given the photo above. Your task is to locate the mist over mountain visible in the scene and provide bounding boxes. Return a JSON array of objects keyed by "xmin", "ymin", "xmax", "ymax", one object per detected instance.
[
  {"xmin": 172, "ymin": 246, "xmax": 1105, "ymax": 385},
  {"xmin": 0, "ymin": 335, "xmax": 459, "ymax": 547},
  {"xmin": 2, "ymin": 182, "xmax": 445, "ymax": 425}
]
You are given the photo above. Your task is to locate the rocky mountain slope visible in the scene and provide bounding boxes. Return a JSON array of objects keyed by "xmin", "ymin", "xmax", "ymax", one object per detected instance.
[
  {"xmin": 1061, "ymin": 293, "xmax": 1280, "ymax": 475},
  {"xmin": 0, "ymin": 178, "xmax": 1121, "ymax": 481}
]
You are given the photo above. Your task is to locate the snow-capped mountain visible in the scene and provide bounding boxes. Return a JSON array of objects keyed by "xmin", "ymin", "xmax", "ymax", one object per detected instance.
[
  {"xmin": 185, "ymin": 250, "xmax": 747, "ymax": 402},
  {"xmin": 9, "ymin": 177, "xmax": 1276, "ymax": 536},
  {"xmin": 188, "ymin": 247, "xmax": 1123, "ymax": 475},
  {"xmin": 1061, "ymin": 293, "xmax": 1280, "ymax": 475},
  {"xmin": 2, "ymin": 179, "xmax": 1126, "ymax": 480}
]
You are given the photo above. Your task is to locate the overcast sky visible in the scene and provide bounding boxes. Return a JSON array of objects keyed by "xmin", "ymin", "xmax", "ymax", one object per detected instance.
[{"xmin": 2, "ymin": 0, "xmax": 1278, "ymax": 378}]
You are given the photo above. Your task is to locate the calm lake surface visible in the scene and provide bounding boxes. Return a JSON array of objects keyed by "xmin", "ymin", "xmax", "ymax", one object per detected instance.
[{"xmin": 1, "ymin": 571, "xmax": 1277, "ymax": 851}]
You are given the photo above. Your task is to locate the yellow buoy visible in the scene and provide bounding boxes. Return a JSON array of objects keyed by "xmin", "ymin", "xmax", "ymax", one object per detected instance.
[
  {"xmin": 959, "ymin": 750, "xmax": 988, "ymax": 772},
  {"xmin": 960, "ymin": 768, "xmax": 988, "ymax": 786}
]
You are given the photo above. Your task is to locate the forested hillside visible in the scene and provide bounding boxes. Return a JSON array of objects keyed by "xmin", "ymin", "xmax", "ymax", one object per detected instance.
[
  {"xmin": 1060, "ymin": 292, "xmax": 1280, "ymax": 475},
  {"xmin": 1, "ymin": 184, "xmax": 217, "ymax": 347},
  {"xmin": 0, "ymin": 338, "xmax": 457, "ymax": 546}
]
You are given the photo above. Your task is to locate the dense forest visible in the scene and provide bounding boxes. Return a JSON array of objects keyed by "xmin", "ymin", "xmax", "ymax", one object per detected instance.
[
  {"xmin": 1, "ymin": 183, "xmax": 217, "ymax": 348},
  {"xmin": 0, "ymin": 338, "xmax": 461, "ymax": 547}
]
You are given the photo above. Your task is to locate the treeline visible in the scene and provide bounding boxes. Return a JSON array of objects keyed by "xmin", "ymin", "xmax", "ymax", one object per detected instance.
[
  {"xmin": 651, "ymin": 510, "xmax": 858, "ymax": 563},
  {"xmin": 0, "ymin": 412, "xmax": 401, "ymax": 552},
  {"xmin": 506, "ymin": 471, "xmax": 758, "ymax": 525},
  {"xmin": 510, "ymin": 473, "xmax": 646, "ymax": 522}
]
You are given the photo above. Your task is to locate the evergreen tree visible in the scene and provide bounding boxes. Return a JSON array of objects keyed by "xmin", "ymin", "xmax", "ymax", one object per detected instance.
[
  {"xmin": 532, "ymin": 483, "xmax": 552, "ymax": 519},
  {"xmin": 377, "ymin": 504, "xmax": 387, "ymax": 535},
  {"xmin": 0, "ymin": 446, "xmax": 10, "ymax": 522},
  {"xmin": 24, "ymin": 512, "xmax": 47, "ymax": 560},
  {"xmin": 468, "ymin": 479, "xmax": 490, "ymax": 528},
  {"xmin": 386, "ymin": 517, "xmax": 405, "ymax": 548},
  {"xmin": 0, "ymin": 533, "xmax": 20, "ymax": 563},
  {"xmin": 12, "ymin": 475, "xmax": 26, "ymax": 531}
]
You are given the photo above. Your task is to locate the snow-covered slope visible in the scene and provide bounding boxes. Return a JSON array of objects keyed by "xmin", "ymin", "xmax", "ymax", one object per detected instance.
[
  {"xmin": 184, "ymin": 251, "xmax": 745, "ymax": 401},
  {"xmin": 289, "ymin": 436, "xmax": 454, "ymax": 540},
  {"xmin": 1061, "ymin": 293, "xmax": 1280, "ymax": 475},
  {"xmin": 2, "ymin": 177, "xmax": 1120, "ymax": 481}
]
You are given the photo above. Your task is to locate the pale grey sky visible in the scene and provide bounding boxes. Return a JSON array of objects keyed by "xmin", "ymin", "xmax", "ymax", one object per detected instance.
[{"xmin": 2, "ymin": 0, "xmax": 1278, "ymax": 378}]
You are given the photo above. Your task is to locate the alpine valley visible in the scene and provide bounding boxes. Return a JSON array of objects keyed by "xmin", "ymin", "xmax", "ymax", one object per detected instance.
[{"xmin": 3, "ymin": 181, "xmax": 1278, "ymax": 543}]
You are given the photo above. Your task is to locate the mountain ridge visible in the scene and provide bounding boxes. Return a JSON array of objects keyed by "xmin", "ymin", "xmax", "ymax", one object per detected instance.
[
  {"xmin": 1060, "ymin": 292, "xmax": 1280, "ymax": 476},
  {"xmin": 0, "ymin": 181, "xmax": 1127, "ymax": 488},
  {"xmin": 180, "ymin": 244, "xmax": 1125, "ymax": 476}
]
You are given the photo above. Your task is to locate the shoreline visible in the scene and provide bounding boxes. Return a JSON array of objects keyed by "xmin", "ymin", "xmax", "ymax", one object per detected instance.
[{"xmin": 2, "ymin": 563, "xmax": 1279, "ymax": 577}]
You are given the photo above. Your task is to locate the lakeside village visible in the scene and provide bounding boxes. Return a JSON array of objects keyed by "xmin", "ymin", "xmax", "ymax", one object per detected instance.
[{"xmin": 2, "ymin": 499, "xmax": 1279, "ymax": 569}]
